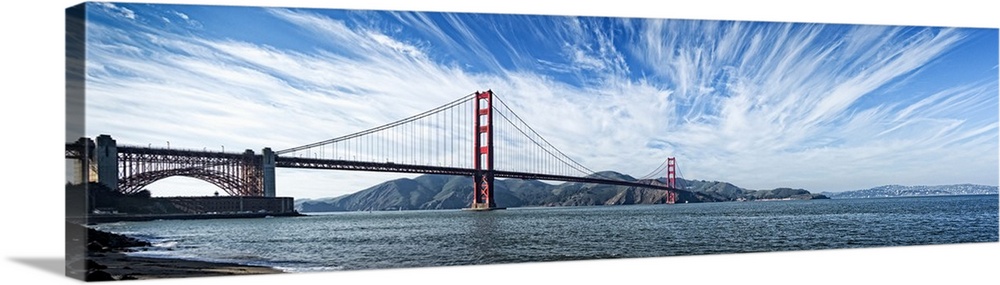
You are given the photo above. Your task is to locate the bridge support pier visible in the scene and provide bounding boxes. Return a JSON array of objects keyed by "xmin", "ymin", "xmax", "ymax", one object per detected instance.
[
  {"xmin": 263, "ymin": 147, "xmax": 276, "ymax": 197},
  {"xmin": 96, "ymin": 134, "xmax": 119, "ymax": 191}
]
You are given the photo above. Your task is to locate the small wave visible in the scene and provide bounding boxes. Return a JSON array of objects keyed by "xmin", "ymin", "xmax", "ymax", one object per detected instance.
[
  {"xmin": 243, "ymin": 259, "xmax": 344, "ymax": 273},
  {"xmin": 127, "ymin": 251, "xmax": 291, "ymax": 272},
  {"xmin": 222, "ymin": 254, "xmax": 266, "ymax": 261},
  {"xmin": 151, "ymin": 240, "xmax": 178, "ymax": 248},
  {"xmin": 125, "ymin": 250, "xmax": 185, "ymax": 260},
  {"xmin": 114, "ymin": 232, "xmax": 173, "ymax": 245},
  {"xmin": 274, "ymin": 265, "xmax": 345, "ymax": 273}
]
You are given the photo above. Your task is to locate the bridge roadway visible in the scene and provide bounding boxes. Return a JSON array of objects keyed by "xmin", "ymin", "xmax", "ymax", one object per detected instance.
[
  {"xmin": 276, "ymin": 156, "xmax": 686, "ymax": 194},
  {"xmin": 67, "ymin": 141, "xmax": 688, "ymax": 196},
  {"xmin": 65, "ymin": 142, "xmax": 258, "ymax": 160}
]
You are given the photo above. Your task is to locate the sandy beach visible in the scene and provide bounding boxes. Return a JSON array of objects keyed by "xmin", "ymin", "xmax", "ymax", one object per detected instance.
[
  {"xmin": 83, "ymin": 251, "xmax": 282, "ymax": 280},
  {"xmin": 66, "ymin": 222, "xmax": 283, "ymax": 281}
]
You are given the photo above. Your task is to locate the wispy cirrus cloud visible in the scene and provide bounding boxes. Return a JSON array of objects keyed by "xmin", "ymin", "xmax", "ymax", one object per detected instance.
[
  {"xmin": 95, "ymin": 2, "xmax": 135, "ymax": 20},
  {"xmin": 627, "ymin": 20, "xmax": 996, "ymax": 189},
  {"xmin": 84, "ymin": 4, "xmax": 998, "ymax": 198}
]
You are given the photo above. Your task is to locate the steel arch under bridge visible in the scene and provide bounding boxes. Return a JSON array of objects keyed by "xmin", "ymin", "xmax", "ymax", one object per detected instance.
[
  {"xmin": 116, "ymin": 146, "xmax": 265, "ymax": 196},
  {"xmin": 66, "ymin": 135, "xmax": 274, "ymax": 197}
]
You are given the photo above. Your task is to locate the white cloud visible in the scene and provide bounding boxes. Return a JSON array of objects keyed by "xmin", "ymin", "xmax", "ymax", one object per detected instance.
[
  {"xmin": 84, "ymin": 7, "xmax": 998, "ymax": 199},
  {"xmin": 366, "ymin": 31, "xmax": 425, "ymax": 58},
  {"xmin": 174, "ymin": 11, "xmax": 190, "ymax": 21},
  {"xmin": 120, "ymin": 7, "xmax": 135, "ymax": 19},
  {"xmin": 96, "ymin": 2, "xmax": 136, "ymax": 20},
  {"xmin": 629, "ymin": 20, "xmax": 996, "ymax": 191}
]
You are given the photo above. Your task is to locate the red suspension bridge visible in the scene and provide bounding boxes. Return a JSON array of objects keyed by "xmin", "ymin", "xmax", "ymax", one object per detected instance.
[{"xmin": 67, "ymin": 90, "xmax": 686, "ymax": 210}]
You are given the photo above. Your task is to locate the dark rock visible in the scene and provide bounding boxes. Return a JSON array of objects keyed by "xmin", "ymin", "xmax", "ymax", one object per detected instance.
[
  {"xmin": 85, "ymin": 270, "xmax": 115, "ymax": 281},
  {"xmin": 120, "ymin": 274, "xmax": 139, "ymax": 280},
  {"xmin": 67, "ymin": 222, "xmax": 151, "ymax": 251},
  {"xmin": 87, "ymin": 241, "xmax": 107, "ymax": 252},
  {"xmin": 86, "ymin": 259, "xmax": 108, "ymax": 270}
]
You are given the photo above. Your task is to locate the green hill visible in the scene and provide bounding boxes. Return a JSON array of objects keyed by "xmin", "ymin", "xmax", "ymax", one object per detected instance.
[{"xmin": 296, "ymin": 172, "xmax": 827, "ymax": 212}]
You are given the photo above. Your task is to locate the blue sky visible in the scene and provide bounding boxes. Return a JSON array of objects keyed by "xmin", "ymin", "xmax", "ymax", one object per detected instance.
[{"xmin": 82, "ymin": 2, "xmax": 999, "ymax": 199}]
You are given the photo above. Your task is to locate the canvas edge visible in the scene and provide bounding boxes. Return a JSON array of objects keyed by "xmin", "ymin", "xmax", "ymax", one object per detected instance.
[
  {"xmin": 53, "ymin": 1, "xmax": 1000, "ymax": 284},
  {"xmin": 65, "ymin": 2, "xmax": 88, "ymax": 281}
]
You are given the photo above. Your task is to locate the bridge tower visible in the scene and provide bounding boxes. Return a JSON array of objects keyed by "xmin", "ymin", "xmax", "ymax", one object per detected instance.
[
  {"xmin": 666, "ymin": 157, "xmax": 677, "ymax": 204},
  {"xmin": 67, "ymin": 137, "xmax": 97, "ymax": 184},
  {"xmin": 262, "ymin": 147, "xmax": 276, "ymax": 197},
  {"xmin": 95, "ymin": 134, "xmax": 119, "ymax": 191},
  {"xmin": 469, "ymin": 90, "xmax": 498, "ymax": 210}
]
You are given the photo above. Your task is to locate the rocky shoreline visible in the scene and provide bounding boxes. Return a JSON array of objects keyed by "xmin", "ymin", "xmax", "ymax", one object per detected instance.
[{"xmin": 66, "ymin": 222, "xmax": 282, "ymax": 281}]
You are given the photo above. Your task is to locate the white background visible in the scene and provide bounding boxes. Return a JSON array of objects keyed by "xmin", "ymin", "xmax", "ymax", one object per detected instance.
[{"xmin": 1, "ymin": 1, "xmax": 997, "ymax": 284}]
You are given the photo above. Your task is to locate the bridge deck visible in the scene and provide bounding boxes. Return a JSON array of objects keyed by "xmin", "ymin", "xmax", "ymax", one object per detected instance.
[{"xmin": 275, "ymin": 157, "xmax": 683, "ymax": 193}]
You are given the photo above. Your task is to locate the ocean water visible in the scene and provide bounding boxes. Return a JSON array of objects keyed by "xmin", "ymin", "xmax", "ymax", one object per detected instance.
[{"xmin": 91, "ymin": 195, "xmax": 999, "ymax": 272}]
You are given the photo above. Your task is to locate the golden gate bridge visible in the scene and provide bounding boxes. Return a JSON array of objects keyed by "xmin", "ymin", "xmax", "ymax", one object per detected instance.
[{"xmin": 66, "ymin": 90, "xmax": 684, "ymax": 210}]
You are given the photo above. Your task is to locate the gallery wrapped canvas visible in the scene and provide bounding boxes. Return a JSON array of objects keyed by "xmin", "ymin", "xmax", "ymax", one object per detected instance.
[{"xmin": 63, "ymin": 1, "xmax": 997, "ymax": 283}]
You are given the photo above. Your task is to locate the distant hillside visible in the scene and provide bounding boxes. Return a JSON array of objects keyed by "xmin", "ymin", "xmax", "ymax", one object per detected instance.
[
  {"xmin": 296, "ymin": 172, "xmax": 827, "ymax": 212},
  {"xmin": 679, "ymin": 179, "xmax": 825, "ymax": 202},
  {"xmin": 823, "ymin": 184, "xmax": 999, "ymax": 199}
]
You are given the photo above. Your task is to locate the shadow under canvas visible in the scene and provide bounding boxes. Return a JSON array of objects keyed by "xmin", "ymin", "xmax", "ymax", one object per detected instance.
[{"xmin": 9, "ymin": 257, "xmax": 65, "ymax": 277}]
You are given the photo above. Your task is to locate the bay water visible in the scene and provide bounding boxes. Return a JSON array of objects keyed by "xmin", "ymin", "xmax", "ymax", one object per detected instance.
[{"xmin": 91, "ymin": 195, "xmax": 999, "ymax": 272}]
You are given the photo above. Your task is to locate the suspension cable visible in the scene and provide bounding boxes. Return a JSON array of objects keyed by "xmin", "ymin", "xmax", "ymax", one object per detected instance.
[
  {"xmin": 492, "ymin": 92, "xmax": 616, "ymax": 180},
  {"xmin": 277, "ymin": 92, "xmax": 477, "ymax": 155}
]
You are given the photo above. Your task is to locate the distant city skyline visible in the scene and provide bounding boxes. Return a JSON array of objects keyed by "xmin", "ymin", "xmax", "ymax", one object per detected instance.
[{"xmin": 82, "ymin": 2, "xmax": 998, "ymax": 199}]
